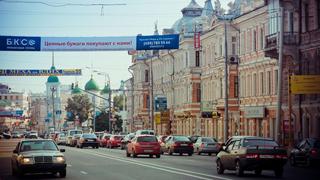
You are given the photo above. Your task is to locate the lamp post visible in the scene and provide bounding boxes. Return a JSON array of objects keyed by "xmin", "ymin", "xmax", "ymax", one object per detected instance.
[
  {"xmin": 50, "ymin": 87, "xmax": 56, "ymax": 132},
  {"xmin": 96, "ymin": 71, "xmax": 112, "ymax": 133}
]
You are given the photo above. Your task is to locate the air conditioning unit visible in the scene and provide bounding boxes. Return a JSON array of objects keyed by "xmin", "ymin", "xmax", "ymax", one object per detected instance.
[{"xmin": 228, "ymin": 55, "xmax": 239, "ymax": 64}]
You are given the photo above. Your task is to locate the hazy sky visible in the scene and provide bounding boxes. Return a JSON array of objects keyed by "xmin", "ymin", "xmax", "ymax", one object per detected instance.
[{"xmin": 0, "ymin": 0, "xmax": 232, "ymax": 93}]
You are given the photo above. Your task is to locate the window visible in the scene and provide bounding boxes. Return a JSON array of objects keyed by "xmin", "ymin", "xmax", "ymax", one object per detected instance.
[
  {"xmin": 232, "ymin": 43, "xmax": 236, "ymax": 55},
  {"xmin": 145, "ymin": 70, "xmax": 149, "ymax": 82},
  {"xmin": 4, "ymin": 96, "xmax": 7, "ymax": 100},
  {"xmin": 146, "ymin": 94, "xmax": 150, "ymax": 108},
  {"xmin": 274, "ymin": 70, "xmax": 278, "ymax": 95},
  {"xmin": 260, "ymin": 72, "xmax": 265, "ymax": 95},
  {"xmin": 10, "ymin": 96, "xmax": 13, "ymax": 100},
  {"xmin": 232, "ymin": 140, "xmax": 240, "ymax": 150},
  {"xmin": 196, "ymin": 83, "xmax": 201, "ymax": 102},
  {"xmin": 267, "ymin": 71, "xmax": 271, "ymax": 95},
  {"xmin": 288, "ymin": 11, "xmax": 294, "ymax": 33},
  {"xmin": 253, "ymin": 30, "xmax": 257, "ymax": 51},
  {"xmin": 0, "ymin": 96, "xmax": 2, "ymax": 100},
  {"xmin": 253, "ymin": 74, "xmax": 257, "ymax": 96},
  {"xmin": 260, "ymin": 28, "xmax": 264, "ymax": 50},
  {"xmin": 234, "ymin": 76, "xmax": 238, "ymax": 98},
  {"xmin": 305, "ymin": 3, "xmax": 309, "ymax": 32},
  {"xmin": 195, "ymin": 51, "xmax": 200, "ymax": 67}
]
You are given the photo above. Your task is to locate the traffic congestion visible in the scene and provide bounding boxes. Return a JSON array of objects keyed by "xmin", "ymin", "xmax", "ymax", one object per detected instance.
[{"xmin": 1, "ymin": 128, "xmax": 319, "ymax": 179}]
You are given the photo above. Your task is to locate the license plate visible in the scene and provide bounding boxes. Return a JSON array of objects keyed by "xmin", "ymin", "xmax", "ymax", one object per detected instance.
[
  {"xmin": 180, "ymin": 144, "xmax": 187, "ymax": 146},
  {"xmin": 88, "ymin": 140, "xmax": 94, "ymax": 142},
  {"xmin": 260, "ymin": 155, "xmax": 274, "ymax": 158},
  {"xmin": 144, "ymin": 150, "xmax": 153, "ymax": 153}
]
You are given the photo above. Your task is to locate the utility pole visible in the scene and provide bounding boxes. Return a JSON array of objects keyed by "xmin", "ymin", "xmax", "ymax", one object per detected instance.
[
  {"xmin": 224, "ymin": 21, "xmax": 229, "ymax": 142},
  {"xmin": 109, "ymin": 88, "xmax": 112, "ymax": 133},
  {"xmin": 150, "ymin": 57, "xmax": 154, "ymax": 130},
  {"xmin": 128, "ymin": 68, "xmax": 134, "ymax": 133},
  {"xmin": 276, "ymin": 7, "xmax": 284, "ymax": 144}
]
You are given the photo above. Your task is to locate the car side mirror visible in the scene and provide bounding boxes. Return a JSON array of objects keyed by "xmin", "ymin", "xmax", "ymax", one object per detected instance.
[
  {"xmin": 60, "ymin": 149, "xmax": 65, "ymax": 152},
  {"xmin": 13, "ymin": 149, "xmax": 18, "ymax": 154}
]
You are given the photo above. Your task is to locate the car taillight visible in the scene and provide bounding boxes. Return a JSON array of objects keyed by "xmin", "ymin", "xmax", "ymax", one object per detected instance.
[
  {"xmin": 173, "ymin": 142, "xmax": 180, "ymax": 147},
  {"xmin": 311, "ymin": 149, "xmax": 317, "ymax": 155},
  {"xmin": 275, "ymin": 154, "xmax": 288, "ymax": 159},
  {"xmin": 246, "ymin": 154, "xmax": 259, "ymax": 159}
]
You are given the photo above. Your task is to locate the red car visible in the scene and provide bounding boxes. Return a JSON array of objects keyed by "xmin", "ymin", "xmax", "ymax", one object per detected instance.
[
  {"xmin": 100, "ymin": 134, "xmax": 111, "ymax": 147},
  {"xmin": 107, "ymin": 135, "xmax": 123, "ymax": 148},
  {"xmin": 126, "ymin": 135, "xmax": 161, "ymax": 158}
]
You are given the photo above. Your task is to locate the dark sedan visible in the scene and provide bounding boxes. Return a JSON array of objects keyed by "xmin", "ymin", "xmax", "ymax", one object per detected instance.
[
  {"xmin": 77, "ymin": 133, "xmax": 99, "ymax": 149},
  {"xmin": 11, "ymin": 139, "xmax": 66, "ymax": 177},
  {"xmin": 290, "ymin": 138, "xmax": 320, "ymax": 166},
  {"xmin": 161, "ymin": 135, "xmax": 193, "ymax": 156},
  {"xmin": 216, "ymin": 136, "xmax": 287, "ymax": 177}
]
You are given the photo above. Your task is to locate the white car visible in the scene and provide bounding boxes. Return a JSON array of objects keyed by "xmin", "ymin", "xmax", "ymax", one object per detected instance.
[
  {"xmin": 66, "ymin": 130, "xmax": 83, "ymax": 146},
  {"xmin": 56, "ymin": 133, "xmax": 67, "ymax": 145}
]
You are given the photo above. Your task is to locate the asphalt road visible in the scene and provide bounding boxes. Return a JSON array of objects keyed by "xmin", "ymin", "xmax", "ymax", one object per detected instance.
[{"xmin": 1, "ymin": 139, "xmax": 320, "ymax": 180}]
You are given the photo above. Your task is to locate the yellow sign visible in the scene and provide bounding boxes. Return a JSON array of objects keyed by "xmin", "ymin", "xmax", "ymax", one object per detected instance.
[
  {"xmin": 290, "ymin": 75, "xmax": 320, "ymax": 94},
  {"xmin": 155, "ymin": 114, "xmax": 161, "ymax": 125},
  {"xmin": 161, "ymin": 110, "xmax": 170, "ymax": 122}
]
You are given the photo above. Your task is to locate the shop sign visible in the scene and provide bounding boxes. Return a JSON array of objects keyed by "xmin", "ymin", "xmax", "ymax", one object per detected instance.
[{"xmin": 244, "ymin": 107, "xmax": 265, "ymax": 118}]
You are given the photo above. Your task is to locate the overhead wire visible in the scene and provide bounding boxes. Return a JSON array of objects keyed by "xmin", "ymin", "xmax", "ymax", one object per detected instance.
[{"xmin": 0, "ymin": 0, "xmax": 126, "ymax": 7}]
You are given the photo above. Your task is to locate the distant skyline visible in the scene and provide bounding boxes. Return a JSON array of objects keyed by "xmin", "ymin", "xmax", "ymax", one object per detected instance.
[{"xmin": 0, "ymin": 0, "xmax": 233, "ymax": 94}]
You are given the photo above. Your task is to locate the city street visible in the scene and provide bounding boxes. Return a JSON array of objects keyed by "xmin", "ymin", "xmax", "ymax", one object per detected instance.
[{"xmin": 1, "ymin": 139, "xmax": 320, "ymax": 180}]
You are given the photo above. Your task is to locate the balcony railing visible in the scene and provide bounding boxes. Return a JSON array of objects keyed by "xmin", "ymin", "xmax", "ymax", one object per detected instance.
[
  {"xmin": 265, "ymin": 33, "xmax": 278, "ymax": 50},
  {"xmin": 301, "ymin": 29, "xmax": 320, "ymax": 45},
  {"xmin": 283, "ymin": 32, "xmax": 299, "ymax": 45}
]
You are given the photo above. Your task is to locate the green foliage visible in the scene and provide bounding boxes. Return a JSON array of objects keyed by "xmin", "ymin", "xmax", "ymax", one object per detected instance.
[
  {"xmin": 113, "ymin": 95, "xmax": 124, "ymax": 111},
  {"xmin": 95, "ymin": 112, "xmax": 110, "ymax": 132},
  {"xmin": 65, "ymin": 94, "xmax": 92, "ymax": 123}
]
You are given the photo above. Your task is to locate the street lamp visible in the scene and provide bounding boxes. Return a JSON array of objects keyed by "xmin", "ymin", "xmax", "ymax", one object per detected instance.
[{"xmin": 50, "ymin": 87, "xmax": 57, "ymax": 132}]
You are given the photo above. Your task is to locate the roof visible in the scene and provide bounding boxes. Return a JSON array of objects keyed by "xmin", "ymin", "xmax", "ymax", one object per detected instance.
[{"xmin": 85, "ymin": 77, "xmax": 99, "ymax": 91}]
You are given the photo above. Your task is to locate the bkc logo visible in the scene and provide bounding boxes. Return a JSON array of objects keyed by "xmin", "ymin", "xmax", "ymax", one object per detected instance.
[{"xmin": 6, "ymin": 38, "xmax": 36, "ymax": 46}]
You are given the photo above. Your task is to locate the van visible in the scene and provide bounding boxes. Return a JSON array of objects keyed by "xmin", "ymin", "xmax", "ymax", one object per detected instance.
[
  {"xmin": 66, "ymin": 129, "xmax": 83, "ymax": 146},
  {"xmin": 135, "ymin": 130, "xmax": 155, "ymax": 136}
]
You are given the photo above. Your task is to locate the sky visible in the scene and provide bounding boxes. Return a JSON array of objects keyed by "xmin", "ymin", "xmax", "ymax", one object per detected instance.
[{"xmin": 0, "ymin": 0, "xmax": 232, "ymax": 94}]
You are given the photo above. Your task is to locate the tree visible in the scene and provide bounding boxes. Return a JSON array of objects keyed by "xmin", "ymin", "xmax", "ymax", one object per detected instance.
[
  {"xmin": 95, "ymin": 112, "xmax": 110, "ymax": 132},
  {"xmin": 113, "ymin": 95, "xmax": 124, "ymax": 111},
  {"xmin": 65, "ymin": 94, "xmax": 92, "ymax": 123}
]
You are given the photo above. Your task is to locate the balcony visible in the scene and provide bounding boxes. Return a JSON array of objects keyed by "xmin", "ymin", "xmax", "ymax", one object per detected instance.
[
  {"xmin": 300, "ymin": 29, "xmax": 320, "ymax": 45},
  {"xmin": 265, "ymin": 32, "xmax": 299, "ymax": 58}
]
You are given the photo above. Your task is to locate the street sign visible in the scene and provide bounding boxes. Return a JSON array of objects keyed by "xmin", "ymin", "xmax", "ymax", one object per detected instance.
[
  {"xmin": 154, "ymin": 96, "xmax": 167, "ymax": 112},
  {"xmin": 290, "ymin": 75, "xmax": 320, "ymax": 94},
  {"xmin": 155, "ymin": 114, "xmax": 161, "ymax": 125},
  {"xmin": 160, "ymin": 110, "xmax": 170, "ymax": 123},
  {"xmin": 0, "ymin": 69, "xmax": 81, "ymax": 76}
]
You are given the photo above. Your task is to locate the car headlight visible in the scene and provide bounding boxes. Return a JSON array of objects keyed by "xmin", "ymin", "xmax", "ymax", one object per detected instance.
[
  {"xmin": 21, "ymin": 157, "xmax": 34, "ymax": 165},
  {"xmin": 53, "ymin": 156, "xmax": 65, "ymax": 163}
]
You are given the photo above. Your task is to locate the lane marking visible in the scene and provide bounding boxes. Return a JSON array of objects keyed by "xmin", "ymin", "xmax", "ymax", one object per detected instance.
[
  {"xmin": 80, "ymin": 171, "xmax": 88, "ymax": 175},
  {"xmin": 70, "ymin": 148, "xmax": 232, "ymax": 180},
  {"xmin": 67, "ymin": 164, "xmax": 72, "ymax": 167}
]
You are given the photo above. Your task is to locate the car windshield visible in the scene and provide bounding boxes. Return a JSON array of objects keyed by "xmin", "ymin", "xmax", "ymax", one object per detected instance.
[
  {"xmin": 70, "ymin": 131, "xmax": 82, "ymax": 136},
  {"xmin": 20, "ymin": 141, "xmax": 58, "ymax": 152},
  {"xmin": 174, "ymin": 136, "xmax": 190, "ymax": 142},
  {"xmin": 137, "ymin": 136, "xmax": 157, "ymax": 142},
  {"xmin": 83, "ymin": 134, "xmax": 97, "ymax": 138},
  {"xmin": 202, "ymin": 138, "xmax": 216, "ymax": 143},
  {"xmin": 139, "ymin": 131, "xmax": 154, "ymax": 135},
  {"xmin": 243, "ymin": 139, "xmax": 279, "ymax": 147}
]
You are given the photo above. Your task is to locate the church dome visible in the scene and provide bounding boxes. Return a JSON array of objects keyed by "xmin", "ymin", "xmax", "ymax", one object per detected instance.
[
  {"xmin": 100, "ymin": 84, "xmax": 110, "ymax": 94},
  {"xmin": 172, "ymin": 0, "xmax": 204, "ymax": 34},
  {"xmin": 47, "ymin": 66, "xmax": 59, "ymax": 83},
  {"xmin": 85, "ymin": 77, "xmax": 99, "ymax": 91}
]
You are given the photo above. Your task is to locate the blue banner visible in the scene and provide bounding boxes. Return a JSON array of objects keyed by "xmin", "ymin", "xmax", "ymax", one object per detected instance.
[
  {"xmin": 0, "ymin": 36, "xmax": 40, "ymax": 51},
  {"xmin": 136, "ymin": 34, "xmax": 179, "ymax": 50},
  {"xmin": 0, "ymin": 69, "xmax": 82, "ymax": 76}
]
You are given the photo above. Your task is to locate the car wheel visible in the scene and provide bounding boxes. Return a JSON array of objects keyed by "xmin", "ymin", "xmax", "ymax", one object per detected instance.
[
  {"xmin": 156, "ymin": 154, "xmax": 160, "ymax": 158},
  {"xmin": 96, "ymin": 146, "xmax": 99, "ymax": 149},
  {"xmin": 274, "ymin": 168, "xmax": 283, "ymax": 178},
  {"xmin": 133, "ymin": 150, "xmax": 137, "ymax": 158},
  {"xmin": 188, "ymin": 153, "xmax": 192, "ymax": 156},
  {"xmin": 208, "ymin": 153, "xmax": 212, "ymax": 156},
  {"xmin": 80, "ymin": 144, "xmax": 83, "ymax": 149},
  {"xmin": 290, "ymin": 155, "xmax": 296, "ymax": 166},
  {"xmin": 59, "ymin": 169, "xmax": 66, "ymax": 178},
  {"xmin": 149, "ymin": 154, "xmax": 153, "ymax": 158},
  {"xmin": 235, "ymin": 160, "xmax": 244, "ymax": 177},
  {"xmin": 126, "ymin": 150, "xmax": 130, "ymax": 157},
  {"xmin": 254, "ymin": 169, "xmax": 262, "ymax": 176},
  {"xmin": 216, "ymin": 159, "xmax": 224, "ymax": 174}
]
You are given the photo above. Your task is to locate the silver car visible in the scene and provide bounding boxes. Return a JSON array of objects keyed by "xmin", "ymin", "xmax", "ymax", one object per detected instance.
[{"xmin": 193, "ymin": 137, "xmax": 219, "ymax": 156}]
